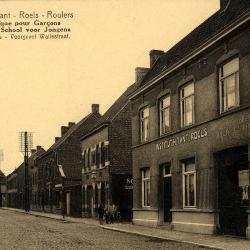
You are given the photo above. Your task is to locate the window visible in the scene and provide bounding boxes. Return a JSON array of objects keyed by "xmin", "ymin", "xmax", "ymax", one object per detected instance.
[
  {"xmin": 180, "ymin": 82, "xmax": 194, "ymax": 127},
  {"xmin": 140, "ymin": 106, "xmax": 149, "ymax": 142},
  {"xmin": 162, "ymin": 162, "xmax": 171, "ymax": 177},
  {"xmin": 159, "ymin": 95, "xmax": 170, "ymax": 135},
  {"xmin": 182, "ymin": 158, "xmax": 196, "ymax": 207},
  {"xmin": 219, "ymin": 57, "xmax": 239, "ymax": 113},
  {"xmin": 103, "ymin": 141, "xmax": 110, "ymax": 166},
  {"xmin": 142, "ymin": 168, "xmax": 150, "ymax": 207}
]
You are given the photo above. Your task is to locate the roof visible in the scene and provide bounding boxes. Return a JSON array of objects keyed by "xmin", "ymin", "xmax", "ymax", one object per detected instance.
[
  {"xmin": 44, "ymin": 112, "xmax": 101, "ymax": 154},
  {"xmin": 0, "ymin": 170, "xmax": 5, "ymax": 177},
  {"xmin": 140, "ymin": 1, "xmax": 250, "ymax": 86},
  {"xmin": 7, "ymin": 148, "xmax": 45, "ymax": 177},
  {"xmin": 81, "ymin": 83, "xmax": 137, "ymax": 140}
]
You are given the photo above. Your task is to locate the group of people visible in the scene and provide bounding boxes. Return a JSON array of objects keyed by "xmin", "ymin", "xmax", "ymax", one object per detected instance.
[{"xmin": 97, "ymin": 203, "xmax": 121, "ymax": 225}]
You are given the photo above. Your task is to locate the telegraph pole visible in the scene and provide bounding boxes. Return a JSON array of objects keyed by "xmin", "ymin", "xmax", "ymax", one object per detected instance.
[{"xmin": 19, "ymin": 132, "xmax": 33, "ymax": 212}]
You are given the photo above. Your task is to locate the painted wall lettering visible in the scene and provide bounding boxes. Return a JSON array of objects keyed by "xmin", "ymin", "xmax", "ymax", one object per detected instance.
[{"xmin": 156, "ymin": 128, "xmax": 208, "ymax": 151}]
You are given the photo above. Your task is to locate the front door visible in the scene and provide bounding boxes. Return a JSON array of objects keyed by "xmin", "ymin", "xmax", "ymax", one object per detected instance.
[
  {"xmin": 162, "ymin": 162, "xmax": 172, "ymax": 222},
  {"xmin": 217, "ymin": 146, "xmax": 249, "ymax": 236}
]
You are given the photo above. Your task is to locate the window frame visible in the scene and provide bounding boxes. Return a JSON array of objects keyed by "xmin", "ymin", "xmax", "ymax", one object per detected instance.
[
  {"xmin": 218, "ymin": 57, "xmax": 240, "ymax": 114},
  {"xmin": 159, "ymin": 95, "xmax": 171, "ymax": 136},
  {"xmin": 180, "ymin": 82, "xmax": 195, "ymax": 128},
  {"xmin": 142, "ymin": 168, "xmax": 150, "ymax": 207},
  {"xmin": 182, "ymin": 158, "xmax": 196, "ymax": 208},
  {"xmin": 140, "ymin": 106, "xmax": 150, "ymax": 142}
]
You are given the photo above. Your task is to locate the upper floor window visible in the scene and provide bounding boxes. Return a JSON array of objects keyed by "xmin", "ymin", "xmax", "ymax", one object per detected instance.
[
  {"xmin": 159, "ymin": 95, "xmax": 170, "ymax": 135},
  {"xmin": 219, "ymin": 57, "xmax": 239, "ymax": 113},
  {"xmin": 140, "ymin": 106, "xmax": 149, "ymax": 142},
  {"xmin": 180, "ymin": 82, "xmax": 194, "ymax": 127}
]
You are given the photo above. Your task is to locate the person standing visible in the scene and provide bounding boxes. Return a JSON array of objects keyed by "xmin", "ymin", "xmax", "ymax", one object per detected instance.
[{"xmin": 98, "ymin": 203, "xmax": 104, "ymax": 225}]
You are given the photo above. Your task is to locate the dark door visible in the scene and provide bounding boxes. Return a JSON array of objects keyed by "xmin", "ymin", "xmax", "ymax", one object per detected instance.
[
  {"xmin": 217, "ymin": 146, "xmax": 249, "ymax": 236},
  {"xmin": 164, "ymin": 176, "xmax": 172, "ymax": 222}
]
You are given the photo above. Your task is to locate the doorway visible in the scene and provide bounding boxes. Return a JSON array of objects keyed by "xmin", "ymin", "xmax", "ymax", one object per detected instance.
[
  {"xmin": 216, "ymin": 146, "xmax": 249, "ymax": 236},
  {"xmin": 162, "ymin": 162, "xmax": 172, "ymax": 222}
]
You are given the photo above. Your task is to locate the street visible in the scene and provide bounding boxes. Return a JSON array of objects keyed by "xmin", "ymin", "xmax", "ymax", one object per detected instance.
[{"xmin": 0, "ymin": 209, "xmax": 214, "ymax": 250}]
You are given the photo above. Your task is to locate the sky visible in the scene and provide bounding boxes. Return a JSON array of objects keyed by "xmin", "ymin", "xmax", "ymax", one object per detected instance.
[{"xmin": 0, "ymin": 0, "xmax": 219, "ymax": 175}]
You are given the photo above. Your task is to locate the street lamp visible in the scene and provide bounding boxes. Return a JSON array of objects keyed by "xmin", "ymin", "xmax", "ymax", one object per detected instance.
[{"xmin": 19, "ymin": 132, "xmax": 33, "ymax": 212}]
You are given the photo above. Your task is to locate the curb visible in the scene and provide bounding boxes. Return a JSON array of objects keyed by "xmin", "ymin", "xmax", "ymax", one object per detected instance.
[
  {"xmin": 0, "ymin": 207, "xmax": 98, "ymax": 226},
  {"xmin": 100, "ymin": 225, "xmax": 226, "ymax": 250}
]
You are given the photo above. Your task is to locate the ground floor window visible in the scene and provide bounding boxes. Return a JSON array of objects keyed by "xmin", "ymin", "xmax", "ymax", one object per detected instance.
[
  {"xmin": 182, "ymin": 158, "xmax": 196, "ymax": 207},
  {"xmin": 142, "ymin": 168, "xmax": 150, "ymax": 207}
]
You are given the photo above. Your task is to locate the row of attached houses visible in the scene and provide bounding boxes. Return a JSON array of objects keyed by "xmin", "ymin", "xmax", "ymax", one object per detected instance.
[{"xmin": 5, "ymin": 0, "xmax": 250, "ymax": 239}]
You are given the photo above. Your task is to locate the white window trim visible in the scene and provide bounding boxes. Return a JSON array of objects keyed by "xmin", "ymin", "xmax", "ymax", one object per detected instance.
[
  {"xmin": 142, "ymin": 168, "xmax": 150, "ymax": 208},
  {"xmin": 140, "ymin": 107, "xmax": 150, "ymax": 142},
  {"xmin": 182, "ymin": 162, "xmax": 196, "ymax": 208},
  {"xmin": 163, "ymin": 165, "xmax": 171, "ymax": 178},
  {"xmin": 159, "ymin": 96, "xmax": 171, "ymax": 136},
  {"xmin": 219, "ymin": 59, "xmax": 240, "ymax": 114},
  {"xmin": 180, "ymin": 83, "xmax": 195, "ymax": 128}
]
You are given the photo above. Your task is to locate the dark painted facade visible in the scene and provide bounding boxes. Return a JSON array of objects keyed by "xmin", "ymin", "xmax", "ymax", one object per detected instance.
[
  {"xmin": 81, "ymin": 85, "xmax": 134, "ymax": 220},
  {"xmin": 131, "ymin": 1, "xmax": 250, "ymax": 238}
]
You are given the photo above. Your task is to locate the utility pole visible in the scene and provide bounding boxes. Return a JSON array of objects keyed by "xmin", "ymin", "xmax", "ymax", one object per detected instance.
[{"xmin": 19, "ymin": 132, "xmax": 33, "ymax": 212}]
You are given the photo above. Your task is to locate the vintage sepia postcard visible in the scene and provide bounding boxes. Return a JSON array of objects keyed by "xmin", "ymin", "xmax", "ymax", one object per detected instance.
[{"xmin": 0, "ymin": 0, "xmax": 249, "ymax": 249}]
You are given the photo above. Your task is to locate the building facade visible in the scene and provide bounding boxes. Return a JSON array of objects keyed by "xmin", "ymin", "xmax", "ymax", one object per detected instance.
[
  {"xmin": 36, "ymin": 105, "xmax": 101, "ymax": 217},
  {"xmin": 81, "ymin": 85, "xmax": 135, "ymax": 220},
  {"xmin": 6, "ymin": 146, "xmax": 45, "ymax": 209},
  {"xmin": 131, "ymin": 0, "xmax": 250, "ymax": 238}
]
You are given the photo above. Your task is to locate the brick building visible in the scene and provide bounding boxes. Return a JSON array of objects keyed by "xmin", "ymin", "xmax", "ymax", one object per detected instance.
[
  {"xmin": 130, "ymin": 0, "xmax": 250, "ymax": 238},
  {"xmin": 0, "ymin": 170, "xmax": 7, "ymax": 207},
  {"xmin": 36, "ymin": 105, "xmax": 101, "ymax": 217},
  {"xmin": 81, "ymin": 84, "xmax": 135, "ymax": 220},
  {"xmin": 6, "ymin": 146, "xmax": 45, "ymax": 209}
]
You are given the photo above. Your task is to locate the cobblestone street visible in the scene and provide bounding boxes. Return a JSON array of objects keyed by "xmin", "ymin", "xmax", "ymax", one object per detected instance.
[{"xmin": 0, "ymin": 209, "xmax": 215, "ymax": 250}]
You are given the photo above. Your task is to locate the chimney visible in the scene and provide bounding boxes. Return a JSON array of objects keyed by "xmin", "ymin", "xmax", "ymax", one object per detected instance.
[
  {"xmin": 92, "ymin": 104, "xmax": 99, "ymax": 114},
  {"xmin": 61, "ymin": 126, "xmax": 69, "ymax": 136},
  {"xmin": 31, "ymin": 149, "xmax": 36, "ymax": 155},
  {"xmin": 55, "ymin": 137, "xmax": 60, "ymax": 142},
  {"xmin": 150, "ymin": 50, "xmax": 164, "ymax": 67},
  {"xmin": 220, "ymin": 0, "xmax": 230, "ymax": 10},
  {"xmin": 68, "ymin": 122, "xmax": 75, "ymax": 127},
  {"xmin": 135, "ymin": 67, "xmax": 149, "ymax": 85},
  {"xmin": 36, "ymin": 145, "xmax": 42, "ymax": 151}
]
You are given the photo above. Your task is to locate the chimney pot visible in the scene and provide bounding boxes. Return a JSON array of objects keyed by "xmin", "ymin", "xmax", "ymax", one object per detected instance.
[
  {"xmin": 135, "ymin": 67, "xmax": 149, "ymax": 85},
  {"xmin": 61, "ymin": 126, "xmax": 69, "ymax": 136},
  {"xmin": 68, "ymin": 122, "xmax": 75, "ymax": 127},
  {"xmin": 36, "ymin": 146, "xmax": 42, "ymax": 151},
  {"xmin": 55, "ymin": 137, "xmax": 60, "ymax": 142},
  {"xmin": 92, "ymin": 104, "xmax": 99, "ymax": 114},
  {"xmin": 31, "ymin": 149, "xmax": 36, "ymax": 155},
  {"xmin": 149, "ymin": 50, "xmax": 164, "ymax": 67}
]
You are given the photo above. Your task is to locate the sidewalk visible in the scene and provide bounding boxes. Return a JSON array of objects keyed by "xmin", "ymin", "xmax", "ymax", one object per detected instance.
[
  {"xmin": 2, "ymin": 207, "xmax": 250, "ymax": 250},
  {"xmin": 101, "ymin": 223, "xmax": 250, "ymax": 250}
]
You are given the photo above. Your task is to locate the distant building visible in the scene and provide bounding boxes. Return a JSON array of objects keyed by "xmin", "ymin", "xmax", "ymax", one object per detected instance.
[
  {"xmin": 36, "ymin": 105, "xmax": 101, "ymax": 217},
  {"xmin": 130, "ymin": 0, "xmax": 250, "ymax": 238},
  {"xmin": 0, "ymin": 170, "xmax": 7, "ymax": 207},
  {"xmin": 81, "ymin": 85, "xmax": 135, "ymax": 220},
  {"xmin": 6, "ymin": 146, "xmax": 45, "ymax": 209}
]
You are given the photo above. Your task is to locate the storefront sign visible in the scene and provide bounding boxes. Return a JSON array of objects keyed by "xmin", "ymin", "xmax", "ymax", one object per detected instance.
[
  {"xmin": 156, "ymin": 128, "xmax": 208, "ymax": 151},
  {"xmin": 125, "ymin": 177, "xmax": 133, "ymax": 190}
]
